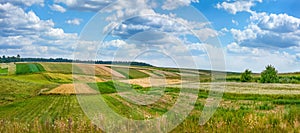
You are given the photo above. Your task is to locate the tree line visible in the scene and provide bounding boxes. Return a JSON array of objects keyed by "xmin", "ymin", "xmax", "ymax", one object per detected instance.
[
  {"xmin": 240, "ymin": 65, "xmax": 300, "ymax": 84},
  {"xmin": 0, "ymin": 55, "xmax": 153, "ymax": 67}
]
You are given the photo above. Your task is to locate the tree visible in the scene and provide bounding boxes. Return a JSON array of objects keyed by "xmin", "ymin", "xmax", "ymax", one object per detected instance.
[
  {"xmin": 241, "ymin": 69, "xmax": 252, "ymax": 82},
  {"xmin": 260, "ymin": 65, "xmax": 278, "ymax": 83},
  {"xmin": 17, "ymin": 54, "xmax": 21, "ymax": 62}
]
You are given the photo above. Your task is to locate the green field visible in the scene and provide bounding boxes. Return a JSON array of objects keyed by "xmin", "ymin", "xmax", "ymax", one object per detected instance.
[
  {"xmin": 16, "ymin": 63, "xmax": 45, "ymax": 75},
  {"xmin": 0, "ymin": 62, "xmax": 300, "ymax": 132},
  {"xmin": 0, "ymin": 68, "xmax": 8, "ymax": 75}
]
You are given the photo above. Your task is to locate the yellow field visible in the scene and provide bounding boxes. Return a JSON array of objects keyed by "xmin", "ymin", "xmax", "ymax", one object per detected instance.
[
  {"xmin": 119, "ymin": 77, "xmax": 183, "ymax": 87},
  {"xmin": 43, "ymin": 83, "xmax": 98, "ymax": 95}
]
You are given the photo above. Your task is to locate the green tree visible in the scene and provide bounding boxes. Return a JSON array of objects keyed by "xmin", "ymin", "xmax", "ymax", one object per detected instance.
[
  {"xmin": 241, "ymin": 69, "xmax": 252, "ymax": 82},
  {"xmin": 260, "ymin": 65, "xmax": 278, "ymax": 83}
]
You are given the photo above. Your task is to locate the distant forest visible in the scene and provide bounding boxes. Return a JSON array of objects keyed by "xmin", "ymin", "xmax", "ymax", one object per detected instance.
[{"xmin": 0, "ymin": 55, "xmax": 153, "ymax": 67}]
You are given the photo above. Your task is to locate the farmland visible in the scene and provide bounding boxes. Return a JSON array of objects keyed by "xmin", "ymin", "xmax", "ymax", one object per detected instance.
[{"xmin": 0, "ymin": 62, "xmax": 300, "ymax": 132}]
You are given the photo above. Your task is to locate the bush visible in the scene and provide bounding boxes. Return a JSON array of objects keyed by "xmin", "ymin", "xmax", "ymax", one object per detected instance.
[
  {"xmin": 260, "ymin": 65, "xmax": 278, "ymax": 83},
  {"xmin": 240, "ymin": 69, "xmax": 252, "ymax": 82}
]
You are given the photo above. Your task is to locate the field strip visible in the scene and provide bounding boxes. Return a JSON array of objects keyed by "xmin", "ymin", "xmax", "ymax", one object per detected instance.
[
  {"xmin": 138, "ymin": 70, "xmax": 161, "ymax": 78},
  {"xmin": 7, "ymin": 63, "xmax": 16, "ymax": 75},
  {"xmin": 73, "ymin": 74, "xmax": 104, "ymax": 83},
  {"xmin": 27, "ymin": 96, "xmax": 59, "ymax": 122},
  {"xmin": 170, "ymin": 82, "xmax": 300, "ymax": 95},
  {"xmin": 119, "ymin": 78, "xmax": 184, "ymax": 87},
  {"xmin": 96, "ymin": 65, "xmax": 126, "ymax": 78},
  {"xmin": 44, "ymin": 83, "xmax": 99, "ymax": 95},
  {"xmin": 155, "ymin": 70, "xmax": 179, "ymax": 77}
]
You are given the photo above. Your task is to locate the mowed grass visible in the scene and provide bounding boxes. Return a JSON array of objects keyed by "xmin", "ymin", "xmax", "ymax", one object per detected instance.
[
  {"xmin": 16, "ymin": 63, "xmax": 45, "ymax": 75},
  {"xmin": 110, "ymin": 67, "xmax": 149, "ymax": 79}
]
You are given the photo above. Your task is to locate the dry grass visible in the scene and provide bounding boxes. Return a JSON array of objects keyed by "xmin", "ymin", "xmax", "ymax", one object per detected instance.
[{"xmin": 43, "ymin": 83, "xmax": 98, "ymax": 95}]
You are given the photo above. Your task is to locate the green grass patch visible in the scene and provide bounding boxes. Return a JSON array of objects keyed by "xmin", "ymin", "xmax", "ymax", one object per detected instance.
[
  {"xmin": 0, "ymin": 68, "xmax": 8, "ymax": 75},
  {"xmin": 0, "ymin": 78, "xmax": 57, "ymax": 105},
  {"xmin": 16, "ymin": 63, "xmax": 45, "ymax": 75},
  {"xmin": 256, "ymin": 103, "xmax": 275, "ymax": 110},
  {"xmin": 88, "ymin": 81, "xmax": 143, "ymax": 94}
]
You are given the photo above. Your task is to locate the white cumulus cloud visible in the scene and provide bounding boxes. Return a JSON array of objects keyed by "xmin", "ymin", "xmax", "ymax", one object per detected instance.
[
  {"xmin": 231, "ymin": 12, "xmax": 300, "ymax": 48},
  {"xmin": 50, "ymin": 4, "xmax": 66, "ymax": 13},
  {"xmin": 0, "ymin": 3, "xmax": 78, "ymax": 57},
  {"xmin": 216, "ymin": 0, "xmax": 262, "ymax": 14}
]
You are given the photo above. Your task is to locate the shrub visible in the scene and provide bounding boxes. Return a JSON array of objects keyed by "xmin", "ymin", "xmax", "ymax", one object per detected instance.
[
  {"xmin": 260, "ymin": 65, "xmax": 278, "ymax": 83},
  {"xmin": 240, "ymin": 69, "xmax": 252, "ymax": 82}
]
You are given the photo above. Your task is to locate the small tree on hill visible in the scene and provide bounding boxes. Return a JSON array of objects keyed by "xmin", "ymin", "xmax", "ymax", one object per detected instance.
[
  {"xmin": 260, "ymin": 65, "xmax": 278, "ymax": 83},
  {"xmin": 241, "ymin": 69, "xmax": 252, "ymax": 82}
]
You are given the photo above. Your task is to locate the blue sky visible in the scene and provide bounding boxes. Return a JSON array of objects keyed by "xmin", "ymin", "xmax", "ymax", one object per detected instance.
[{"xmin": 0, "ymin": 0, "xmax": 299, "ymax": 72}]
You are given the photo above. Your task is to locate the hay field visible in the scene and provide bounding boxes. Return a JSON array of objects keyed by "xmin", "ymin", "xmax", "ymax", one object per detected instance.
[{"xmin": 44, "ymin": 83, "xmax": 98, "ymax": 95}]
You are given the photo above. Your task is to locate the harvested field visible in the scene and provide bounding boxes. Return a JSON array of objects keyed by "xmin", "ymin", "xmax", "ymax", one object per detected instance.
[
  {"xmin": 95, "ymin": 65, "xmax": 112, "ymax": 77},
  {"xmin": 75, "ymin": 64, "xmax": 115, "ymax": 78},
  {"xmin": 97, "ymin": 65, "xmax": 126, "ymax": 78},
  {"xmin": 73, "ymin": 75, "xmax": 104, "ymax": 83},
  {"xmin": 119, "ymin": 77, "xmax": 183, "ymax": 87},
  {"xmin": 44, "ymin": 83, "xmax": 98, "ymax": 95}
]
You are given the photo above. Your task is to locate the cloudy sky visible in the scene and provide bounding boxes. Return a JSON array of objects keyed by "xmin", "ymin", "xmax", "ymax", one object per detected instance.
[{"xmin": 0, "ymin": 0, "xmax": 299, "ymax": 72}]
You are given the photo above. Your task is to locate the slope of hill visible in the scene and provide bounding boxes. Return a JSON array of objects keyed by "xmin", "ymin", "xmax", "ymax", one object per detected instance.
[{"xmin": 0, "ymin": 62, "xmax": 300, "ymax": 132}]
